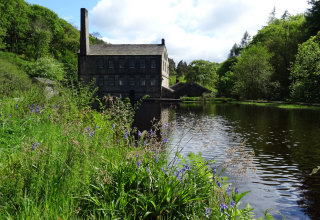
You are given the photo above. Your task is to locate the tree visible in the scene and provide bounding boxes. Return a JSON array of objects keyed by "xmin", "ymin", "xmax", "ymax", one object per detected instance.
[
  {"xmin": 186, "ymin": 60, "xmax": 218, "ymax": 92},
  {"xmin": 290, "ymin": 32, "xmax": 320, "ymax": 102},
  {"xmin": 176, "ymin": 60, "xmax": 188, "ymax": 78},
  {"xmin": 268, "ymin": 6, "xmax": 276, "ymax": 24},
  {"xmin": 305, "ymin": 0, "xmax": 320, "ymax": 36},
  {"xmin": 168, "ymin": 58, "xmax": 176, "ymax": 76},
  {"xmin": 251, "ymin": 14, "xmax": 307, "ymax": 99},
  {"xmin": 228, "ymin": 43, "xmax": 241, "ymax": 58},
  {"xmin": 232, "ymin": 44, "xmax": 273, "ymax": 99},
  {"xmin": 240, "ymin": 31, "xmax": 251, "ymax": 49},
  {"xmin": 26, "ymin": 56, "xmax": 65, "ymax": 81}
]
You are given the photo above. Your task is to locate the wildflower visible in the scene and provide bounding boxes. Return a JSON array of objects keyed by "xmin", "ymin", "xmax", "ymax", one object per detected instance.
[
  {"xmin": 231, "ymin": 201, "xmax": 236, "ymax": 208},
  {"xmin": 32, "ymin": 142, "xmax": 39, "ymax": 151},
  {"xmin": 175, "ymin": 170, "xmax": 181, "ymax": 178},
  {"xmin": 137, "ymin": 160, "xmax": 142, "ymax": 168},
  {"xmin": 161, "ymin": 167, "xmax": 166, "ymax": 174},
  {"xmin": 112, "ymin": 124, "xmax": 115, "ymax": 129},
  {"xmin": 220, "ymin": 203, "xmax": 228, "ymax": 212},
  {"xmin": 125, "ymin": 130, "xmax": 129, "ymax": 140},
  {"xmin": 149, "ymin": 129, "xmax": 153, "ymax": 137},
  {"xmin": 221, "ymin": 177, "xmax": 224, "ymax": 182},
  {"xmin": 184, "ymin": 164, "xmax": 190, "ymax": 171},
  {"xmin": 89, "ymin": 131, "xmax": 94, "ymax": 137},
  {"xmin": 162, "ymin": 139, "xmax": 168, "ymax": 144},
  {"xmin": 212, "ymin": 165, "xmax": 217, "ymax": 175},
  {"xmin": 53, "ymin": 105, "xmax": 58, "ymax": 110},
  {"xmin": 153, "ymin": 154, "xmax": 159, "ymax": 163},
  {"xmin": 165, "ymin": 122, "xmax": 168, "ymax": 129},
  {"xmin": 216, "ymin": 181, "xmax": 222, "ymax": 188},
  {"xmin": 0, "ymin": 114, "xmax": 2, "ymax": 117},
  {"xmin": 205, "ymin": 208, "xmax": 212, "ymax": 217},
  {"xmin": 235, "ymin": 187, "xmax": 239, "ymax": 194},
  {"xmin": 135, "ymin": 154, "xmax": 139, "ymax": 159},
  {"xmin": 36, "ymin": 106, "xmax": 40, "ymax": 112},
  {"xmin": 138, "ymin": 131, "xmax": 142, "ymax": 137},
  {"xmin": 8, "ymin": 115, "xmax": 11, "ymax": 118},
  {"xmin": 146, "ymin": 167, "xmax": 150, "ymax": 173}
]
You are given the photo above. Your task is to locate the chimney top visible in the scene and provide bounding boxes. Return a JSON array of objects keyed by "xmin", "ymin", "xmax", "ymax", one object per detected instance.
[{"xmin": 161, "ymin": 38, "xmax": 165, "ymax": 45}]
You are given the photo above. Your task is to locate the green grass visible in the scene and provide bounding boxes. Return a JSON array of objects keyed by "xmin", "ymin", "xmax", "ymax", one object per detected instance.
[
  {"xmin": 0, "ymin": 54, "xmax": 269, "ymax": 219},
  {"xmin": 234, "ymin": 100, "xmax": 320, "ymax": 110}
]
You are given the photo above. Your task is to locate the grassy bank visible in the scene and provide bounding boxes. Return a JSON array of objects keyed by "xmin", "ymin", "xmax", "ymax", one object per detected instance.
[
  {"xmin": 0, "ymin": 54, "xmax": 268, "ymax": 219},
  {"xmin": 180, "ymin": 96, "xmax": 320, "ymax": 110}
]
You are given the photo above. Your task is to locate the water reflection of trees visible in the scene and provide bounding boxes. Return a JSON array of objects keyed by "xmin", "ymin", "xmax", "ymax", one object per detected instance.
[{"xmin": 212, "ymin": 104, "xmax": 320, "ymax": 219}]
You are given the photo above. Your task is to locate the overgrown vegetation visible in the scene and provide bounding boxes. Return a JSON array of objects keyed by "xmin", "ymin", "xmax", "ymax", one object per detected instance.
[
  {"xmin": 0, "ymin": 52, "xmax": 271, "ymax": 219},
  {"xmin": 0, "ymin": 0, "xmax": 105, "ymax": 81}
]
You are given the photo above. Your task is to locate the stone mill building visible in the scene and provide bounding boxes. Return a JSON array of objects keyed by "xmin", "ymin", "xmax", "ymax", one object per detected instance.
[{"xmin": 78, "ymin": 8, "xmax": 170, "ymax": 99}]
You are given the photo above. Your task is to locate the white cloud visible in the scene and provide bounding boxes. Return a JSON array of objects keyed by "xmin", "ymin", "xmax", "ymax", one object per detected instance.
[{"xmin": 90, "ymin": 0, "xmax": 309, "ymax": 63}]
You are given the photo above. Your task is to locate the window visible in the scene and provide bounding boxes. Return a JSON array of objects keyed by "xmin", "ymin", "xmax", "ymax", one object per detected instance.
[
  {"xmin": 96, "ymin": 59, "xmax": 104, "ymax": 69},
  {"xmin": 151, "ymin": 79, "xmax": 156, "ymax": 86},
  {"xmin": 140, "ymin": 59, "xmax": 145, "ymax": 68},
  {"xmin": 140, "ymin": 78, "xmax": 146, "ymax": 86},
  {"xmin": 108, "ymin": 77, "xmax": 115, "ymax": 86},
  {"xmin": 129, "ymin": 77, "xmax": 135, "ymax": 86},
  {"xmin": 119, "ymin": 60, "xmax": 124, "ymax": 68},
  {"xmin": 108, "ymin": 60, "xmax": 114, "ymax": 69},
  {"xmin": 151, "ymin": 60, "xmax": 156, "ymax": 68},
  {"xmin": 129, "ymin": 60, "xmax": 135, "ymax": 68},
  {"xmin": 119, "ymin": 79, "xmax": 125, "ymax": 86}
]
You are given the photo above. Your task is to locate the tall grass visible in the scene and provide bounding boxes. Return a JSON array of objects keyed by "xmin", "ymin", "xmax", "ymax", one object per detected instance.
[{"xmin": 0, "ymin": 55, "xmax": 271, "ymax": 219}]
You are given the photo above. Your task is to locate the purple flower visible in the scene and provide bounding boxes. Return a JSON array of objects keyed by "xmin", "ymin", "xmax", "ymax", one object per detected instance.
[
  {"xmin": 89, "ymin": 131, "xmax": 94, "ymax": 137},
  {"xmin": 135, "ymin": 154, "xmax": 139, "ymax": 159},
  {"xmin": 146, "ymin": 167, "xmax": 150, "ymax": 173},
  {"xmin": 165, "ymin": 123, "xmax": 168, "ymax": 129},
  {"xmin": 216, "ymin": 181, "xmax": 222, "ymax": 188},
  {"xmin": 231, "ymin": 201, "xmax": 236, "ymax": 208},
  {"xmin": 149, "ymin": 129, "xmax": 153, "ymax": 137},
  {"xmin": 8, "ymin": 115, "xmax": 11, "ymax": 118},
  {"xmin": 162, "ymin": 139, "xmax": 168, "ymax": 144},
  {"xmin": 221, "ymin": 177, "xmax": 224, "ymax": 182},
  {"xmin": 138, "ymin": 131, "xmax": 142, "ymax": 137},
  {"xmin": 32, "ymin": 142, "xmax": 39, "ymax": 151},
  {"xmin": 220, "ymin": 203, "xmax": 228, "ymax": 212},
  {"xmin": 205, "ymin": 208, "xmax": 212, "ymax": 217},
  {"xmin": 153, "ymin": 155, "xmax": 159, "ymax": 163},
  {"xmin": 137, "ymin": 160, "xmax": 142, "ymax": 168},
  {"xmin": 125, "ymin": 130, "xmax": 129, "ymax": 140},
  {"xmin": 112, "ymin": 124, "xmax": 115, "ymax": 129},
  {"xmin": 235, "ymin": 187, "xmax": 239, "ymax": 194},
  {"xmin": 0, "ymin": 114, "xmax": 2, "ymax": 117},
  {"xmin": 184, "ymin": 164, "xmax": 190, "ymax": 171},
  {"xmin": 161, "ymin": 167, "xmax": 166, "ymax": 174}
]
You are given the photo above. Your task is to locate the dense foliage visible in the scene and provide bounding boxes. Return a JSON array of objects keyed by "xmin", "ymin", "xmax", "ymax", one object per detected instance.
[
  {"xmin": 290, "ymin": 31, "xmax": 320, "ymax": 103},
  {"xmin": 0, "ymin": 52, "xmax": 267, "ymax": 219},
  {"xmin": 0, "ymin": 0, "xmax": 105, "ymax": 81},
  {"xmin": 215, "ymin": 2, "xmax": 320, "ymax": 102},
  {"xmin": 232, "ymin": 45, "xmax": 273, "ymax": 100}
]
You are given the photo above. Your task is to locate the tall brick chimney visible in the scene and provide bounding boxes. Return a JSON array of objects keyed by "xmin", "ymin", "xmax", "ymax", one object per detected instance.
[{"xmin": 80, "ymin": 8, "xmax": 89, "ymax": 56}]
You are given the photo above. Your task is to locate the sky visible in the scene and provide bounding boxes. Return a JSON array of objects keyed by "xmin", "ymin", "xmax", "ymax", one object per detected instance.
[{"xmin": 26, "ymin": 0, "xmax": 310, "ymax": 63}]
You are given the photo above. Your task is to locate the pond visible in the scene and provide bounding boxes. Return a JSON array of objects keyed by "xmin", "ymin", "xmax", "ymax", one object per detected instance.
[{"xmin": 134, "ymin": 102, "xmax": 320, "ymax": 220}]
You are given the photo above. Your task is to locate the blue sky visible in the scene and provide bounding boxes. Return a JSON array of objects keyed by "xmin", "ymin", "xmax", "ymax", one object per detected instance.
[{"xmin": 26, "ymin": 0, "xmax": 310, "ymax": 63}]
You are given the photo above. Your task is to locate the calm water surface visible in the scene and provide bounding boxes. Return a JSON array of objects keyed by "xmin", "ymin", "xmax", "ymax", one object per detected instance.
[{"xmin": 134, "ymin": 102, "xmax": 320, "ymax": 219}]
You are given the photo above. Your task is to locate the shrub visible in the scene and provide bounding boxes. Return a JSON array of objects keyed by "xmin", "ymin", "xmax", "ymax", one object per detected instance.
[{"xmin": 26, "ymin": 56, "xmax": 64, "ymax": 81}]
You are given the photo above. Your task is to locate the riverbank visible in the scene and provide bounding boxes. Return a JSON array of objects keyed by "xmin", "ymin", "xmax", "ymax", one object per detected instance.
[
  {"xmin": 180, "ymin": 97, "xmax": 320, "ymax": 110},
  {"xmin": 0, "ymin": 55, "xmax": 262, "ymax": 219}
]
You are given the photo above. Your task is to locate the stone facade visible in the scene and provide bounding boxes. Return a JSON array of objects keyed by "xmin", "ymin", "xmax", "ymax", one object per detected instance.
[{"xmin": 78, "ymin": 8, "xmax": 169, "ymax": 99}]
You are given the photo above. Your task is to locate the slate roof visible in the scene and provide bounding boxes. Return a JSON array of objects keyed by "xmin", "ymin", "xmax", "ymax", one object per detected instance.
[{"xmin": 88, "ymin": 44, "xmax": 166, "ymax": 56}]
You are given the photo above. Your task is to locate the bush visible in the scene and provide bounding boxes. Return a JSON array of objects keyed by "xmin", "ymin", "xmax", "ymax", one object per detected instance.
[{"xmin": 26, "ymin": 56, "xmax": 64, "ymax": 81}]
